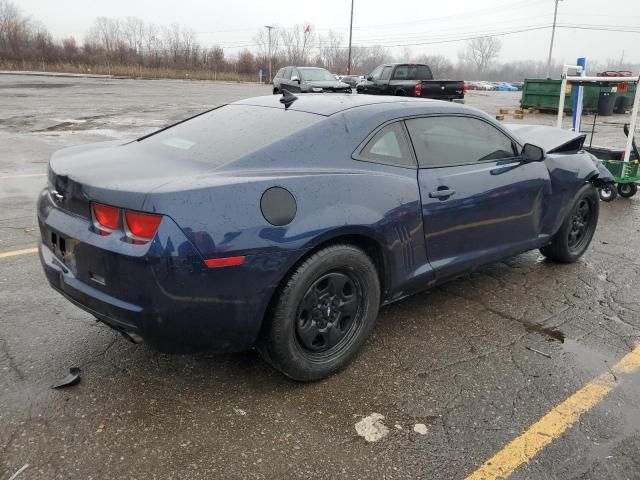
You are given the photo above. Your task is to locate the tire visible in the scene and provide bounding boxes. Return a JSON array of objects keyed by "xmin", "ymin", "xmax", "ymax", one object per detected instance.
[
  {"xmin": 258, "ymin": 244, "xmax": 380, "ymax": 381},
  {"xmin": 617, "ymin": 183, "xmax": 638, "ymax": 198},
  {"xmin": 273, "ymin": 88, "xmax": 279, "ymax": 95},
  {"xmin": 599, "ymin": 185, "xmax": 618, "ymax": 202},
  {"xmin": 395, "ymin": 90, "xmax": 405, "ymax": 96},
  {"xmin": 540, "ymin": 184, "xmax": 599, "ymax": 263}
]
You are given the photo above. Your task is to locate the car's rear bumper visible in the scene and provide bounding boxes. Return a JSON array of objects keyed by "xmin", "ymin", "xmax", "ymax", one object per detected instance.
[{"xmin": 37, "ymin": 189, "xmax": 292, "ymax": 353}]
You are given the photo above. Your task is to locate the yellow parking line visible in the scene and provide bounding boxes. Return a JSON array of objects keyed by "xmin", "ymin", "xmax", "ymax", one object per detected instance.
[
  {"xmin": 0, "ymin": 247, "xmax": 38, "ymax": 258},
  {"xmin": 466, "ymin": 344, "xmax": 640, "ymax": 480},
  {"xmin": 0, "ymin": 173, "xmax": 46, "ymax": 180}
]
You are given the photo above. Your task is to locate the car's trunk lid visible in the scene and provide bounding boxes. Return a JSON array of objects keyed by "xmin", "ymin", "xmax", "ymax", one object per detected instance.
[{"xmin": 49, "ymin": 140, "xmax": 215, "ymax": 215}]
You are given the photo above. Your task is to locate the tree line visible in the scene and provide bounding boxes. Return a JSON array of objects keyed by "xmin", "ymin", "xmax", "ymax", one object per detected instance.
[{"xmin": 1, "ymin": 0, "xmax": 637, "ymax": 82}]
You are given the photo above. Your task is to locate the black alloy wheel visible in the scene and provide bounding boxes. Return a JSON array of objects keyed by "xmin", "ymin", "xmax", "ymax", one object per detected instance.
[
  {"xmin": 540, "ymin": 184, "xmax": 599, "ymax": 263},
  {"xmin": 295, "ymin": 271, "xmax": 362, "ymax": 357},
  {"xmin": 567, "ymin": 198, "xmax": 594, "ymax": 254},
  {"xmin": 257, "ymin": 244, "xmax": 380, "ymax": 381}
]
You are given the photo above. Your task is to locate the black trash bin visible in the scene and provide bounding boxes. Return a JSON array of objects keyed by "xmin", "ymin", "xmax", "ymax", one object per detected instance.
[
  {"xmin": 615, "ymin": 95, "xmax": 632, "ymax": 114},
  {"xmin": 598, "ymin": 91, "xmax": 616, "ymax": 116}
]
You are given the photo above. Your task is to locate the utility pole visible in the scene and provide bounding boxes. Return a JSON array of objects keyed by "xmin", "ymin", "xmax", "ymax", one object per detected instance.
[
  {"xmin": 265, "ymin": 25, "xmax": 275, "ymax": 83},
  {"xmin": 347, "ymin": 0, "xmax": 354, "ymax": 75},
  {"xmin": 545, "ymin": 0, "xmax": 562, "ymax": 79}
]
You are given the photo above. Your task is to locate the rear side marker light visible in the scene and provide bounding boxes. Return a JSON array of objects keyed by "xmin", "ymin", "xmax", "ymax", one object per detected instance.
[
  {"xmin": 92, "ymin": 203, "xmax": 120, "ymax": 235},
  {"xmin": 124, "ymin": 211, "xmax": 162, "ymax": 243},
  {"xmin": 204, "ymin": 256, "xmax": 246, "ymax": 268}
]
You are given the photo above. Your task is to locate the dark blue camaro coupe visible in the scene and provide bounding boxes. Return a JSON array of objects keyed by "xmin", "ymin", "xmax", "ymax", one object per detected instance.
[{"xmin": 38, "ymin": 93, "xmax": 612, "ymax": 380}]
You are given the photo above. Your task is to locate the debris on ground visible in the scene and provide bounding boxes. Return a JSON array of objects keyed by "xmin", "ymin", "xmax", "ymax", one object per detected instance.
[
  {"xmin": 51, "ymin": 367, "xmax": 81, "ymax": 389},
  {"xmin": 525, "ymin": 346, "xmax": 552, "ymax": 359},
  {"xmin": 96, "ymin": 422, "xmax": 105, "ymax": 433},
  {"xmin": 414, "ymin": 424, "xmax": 428, "ymax": 435},
  {"xmin": 8, "ymin": 464, "xmax": 29, "ymax": 480},
  {"xmin": 355, "ymin": 413, "xmax": 389, "ymax": 442},
  {"xmin": 233, "ymin": 408, "xmax": 247, "ymax": 416}
]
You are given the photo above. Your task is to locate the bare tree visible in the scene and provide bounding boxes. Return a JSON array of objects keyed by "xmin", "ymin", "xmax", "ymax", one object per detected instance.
[
  {"xmin": 463, "ymin": 36, "xmax": 502, "ymax": 72},
  {"xmin": 414, "ymin": 54, "xmax": 454, "ymax": 78},
  {"xmin": 317, "ymin": 30, "xmax": 346, "ymax": 73},
  {"xmin": 280, "ymin": 24, "xmax": 314, "ymax": 65}
]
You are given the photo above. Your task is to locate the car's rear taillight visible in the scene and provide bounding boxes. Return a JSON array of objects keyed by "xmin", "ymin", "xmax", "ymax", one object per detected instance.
[
  {"xmin": 414, "ymin": 83, "xmax": 422, "ymax": 97},
  {"xmin": 92, "ymin": 203, "xmax": 120, "ymax": 236},
  {"xmin": 124, "ymin": 211, "xmax": 162, "ymax": 244}
]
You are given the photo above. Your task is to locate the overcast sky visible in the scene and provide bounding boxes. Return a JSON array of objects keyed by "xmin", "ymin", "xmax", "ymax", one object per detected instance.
[{"xmin": 18, "ymin": 0, "xmax": 640, "ymax": 64}]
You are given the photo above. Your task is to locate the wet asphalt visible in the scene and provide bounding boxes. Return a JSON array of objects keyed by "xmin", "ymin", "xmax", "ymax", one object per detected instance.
[{"xmin": 1, "ymin": 75, "xmax": 639, "ymax": 479}]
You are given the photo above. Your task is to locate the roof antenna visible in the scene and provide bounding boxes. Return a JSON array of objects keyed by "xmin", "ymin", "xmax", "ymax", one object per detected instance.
[{"xmin": 280, "ymin": 89, "xmax": 298, "ymax": 110}]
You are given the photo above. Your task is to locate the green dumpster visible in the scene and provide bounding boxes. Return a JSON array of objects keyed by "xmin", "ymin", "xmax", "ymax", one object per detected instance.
[{"xmin": 521, "ymin": 78, "xmax": 636, "ymax": 113}]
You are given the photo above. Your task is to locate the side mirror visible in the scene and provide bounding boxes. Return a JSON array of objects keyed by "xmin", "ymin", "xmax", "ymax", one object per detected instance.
[
  {"xmin": 366, "ymin": 75, "xmax": 373, "ymax": 82},
  {"xmin": 291, "ymin": 76, "xmax": 300, "ymax": 83},
  {"xmin": 522, "ymin": 143, "xmax": 545, "ymax": 162}
]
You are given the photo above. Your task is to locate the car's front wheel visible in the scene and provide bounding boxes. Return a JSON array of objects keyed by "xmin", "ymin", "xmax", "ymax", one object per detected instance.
[
  {"xmin": 540, "ymin": 184, "xmax": 599, "ymax": 263},
  {"xmin": 258, "ymin": 244, "xmax": 380, "ymax": 381}
]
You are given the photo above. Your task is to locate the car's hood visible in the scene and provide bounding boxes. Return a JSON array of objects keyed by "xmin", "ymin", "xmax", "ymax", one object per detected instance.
[
  {"xmin": 304, "ymin": 80, "xmax": 350, "ymax": 89},
  {"xmin": 505, "ymin": 124, "xmax": 586, "ymax": 153}
]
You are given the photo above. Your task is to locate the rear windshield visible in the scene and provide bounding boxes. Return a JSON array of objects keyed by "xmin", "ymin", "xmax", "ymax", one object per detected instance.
[
  {"xmin": 393, "ymin": 65, "xmax": 432, "ymax": 80},
  {"xmin": 140, "ymin": 105, "xmax": 321, "ymax": 166}
]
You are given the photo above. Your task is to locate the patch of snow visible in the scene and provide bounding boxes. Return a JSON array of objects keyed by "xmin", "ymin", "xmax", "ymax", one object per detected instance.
[
  {"xmin": 413, "ymin": 423, "xmax": 428, "ymax": 435},
  {"xmin": 355, "ymin": 413, "xmax": 389, "ymax": 442}
]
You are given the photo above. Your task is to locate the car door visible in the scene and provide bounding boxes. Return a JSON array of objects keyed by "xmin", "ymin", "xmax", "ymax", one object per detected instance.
[
  {"xmin": 376, "ymin": 66, "xmax": 394, "ymax": 95},
  {"xmin": 406, "ymin": 115, "xmax": 550, "ymax": 280},
  {"xmin": 359, "ymin": 66, "xmax": 383, "ymax": 94}
]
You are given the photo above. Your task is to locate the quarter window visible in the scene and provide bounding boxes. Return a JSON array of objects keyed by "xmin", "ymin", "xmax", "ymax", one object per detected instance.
[
  {"xmin": 406, "ymin": 116, "xmax": 518, "ymax": 167},
  {"xmin": 358, "ymin": 123, "xmax": 415, "ymax": 167}
]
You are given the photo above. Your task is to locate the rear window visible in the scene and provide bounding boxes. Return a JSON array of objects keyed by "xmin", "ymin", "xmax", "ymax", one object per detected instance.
[
  {"xmin": 393, "ymin": 65, "xmax": 432, "ymax": 80},
  {"xmin": 140, "ymin": 105, "xmax": 321, "ymax": 166}
]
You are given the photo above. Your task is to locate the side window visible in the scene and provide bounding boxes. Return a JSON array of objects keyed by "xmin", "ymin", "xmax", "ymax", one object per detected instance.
[
  {"xmin": 369, "ymin": 66, "xmax": 383, "ymax": 81},
  {"xmin": 283, "ymin": 67, "xmax": 292, "ymax": 80},
  {"xmin": 406, "ymin": 116, "xmax": 518, "ymax": 167},
  {"xmin": 393, "ymin": 66, "xmax": 409, "ymax": 80},
  {"xmin": 357, "ymin": 123, "xmax": 415, "ymax": 167},
  {"xmin": 380, "ymin": 66, "xmax": 393, "ymax": 81},
  {"xmin": 291, "ymin": 68, "xmax": 300, "ymax": 80}
]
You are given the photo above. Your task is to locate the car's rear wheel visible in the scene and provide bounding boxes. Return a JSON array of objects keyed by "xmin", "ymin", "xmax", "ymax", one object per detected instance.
[
  {"xmin": 540, "ymin": 184, "xmax": 599, "ymax": 263},
  {"xmin": 258, "ymin": 244, "xmax": 380, "ymax": 381},
  {"xmin": 599, "ymin": 185, "xmax": 617, "ymax": 202},
  {"xmin": 617, "ymin": 183, "xmax": 638, "ymax": 198}
]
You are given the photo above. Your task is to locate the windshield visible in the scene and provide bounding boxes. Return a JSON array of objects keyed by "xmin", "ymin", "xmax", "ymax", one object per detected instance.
[
  {"xmin": 140, "ymin": 105, "xmax": 321, "ymax": 166},
  {"xmin": 300, "ymin": 69, "xmax": 336, "ymax": 82}
]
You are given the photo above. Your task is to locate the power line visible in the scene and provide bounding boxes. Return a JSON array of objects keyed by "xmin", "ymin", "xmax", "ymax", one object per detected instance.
[{"xmin": 215, "ymin": 23, "xmax": 640, "ymax": 50}]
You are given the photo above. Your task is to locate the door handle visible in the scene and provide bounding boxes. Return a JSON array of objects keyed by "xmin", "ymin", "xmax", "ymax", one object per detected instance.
[{"xmin": 429, "ymin": 189, "xmax": 456, "ymax": 199}]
